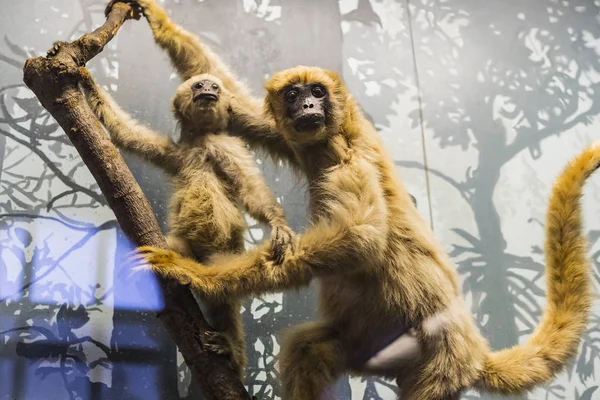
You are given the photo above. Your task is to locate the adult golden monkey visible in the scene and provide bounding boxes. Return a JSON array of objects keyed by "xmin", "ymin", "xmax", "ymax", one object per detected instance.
[{"xmin": 120, "ymin": 1, "xmax": 596, "ymax": 399}]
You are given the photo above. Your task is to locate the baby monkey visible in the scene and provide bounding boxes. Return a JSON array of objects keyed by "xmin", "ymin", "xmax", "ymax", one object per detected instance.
[{"xmin": 80, "ymin": 70, "xmax": 295, "ymax": 379}]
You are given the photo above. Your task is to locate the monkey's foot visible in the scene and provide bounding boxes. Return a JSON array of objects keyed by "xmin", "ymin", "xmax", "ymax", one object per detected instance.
[
  {"xmin": 104, "ymin": 0, "xmax": 143, "ymax": 19},
  {"xmin": 47, "ymin": 41, "xmax": 67, "ymax": 57},
  {"xmin": 203, "ymin": 331, "xmax": 233, "ymax": 357},
  {"xmin": 199, "ymin": 330, "xmax": 239, "ymax": 374}
]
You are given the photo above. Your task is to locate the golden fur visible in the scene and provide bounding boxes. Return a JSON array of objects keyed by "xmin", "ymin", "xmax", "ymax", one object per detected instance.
[
  {"xmin": 133, "ymin": 67, "xmax": 599, "ymax": 399},
  {"xmin": 122, "ymin": 1, "xmax": 597, "ymax": 398},
  {"xmin": 83, "ymin": 2, "xmax": 297, "ymax": 379}
]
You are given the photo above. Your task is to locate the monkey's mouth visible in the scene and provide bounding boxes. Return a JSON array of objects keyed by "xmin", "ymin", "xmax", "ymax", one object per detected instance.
[
  {"xmin": 294, "ymin": 114, "xmax": 325, "ymax": 132},
  {"xmin": 193, "ymin": 93, "xmax": 219, "ymax": 103}
]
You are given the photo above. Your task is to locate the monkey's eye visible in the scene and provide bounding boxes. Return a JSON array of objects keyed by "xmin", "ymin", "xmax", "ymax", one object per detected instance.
[
  {"xmin": 211, "ymin": 83, "xmax": 219, "ymax": 90},
  {"xmin": 311, "ymin": 86, "xmax": 326, "ymax": 98},
  {"xmin": 194, "ymin": 82, "xmax": 203, "ymax": 89},
  {"xmin": 285, "ymin": 89, "xmax": 299, "ymax": 103}
]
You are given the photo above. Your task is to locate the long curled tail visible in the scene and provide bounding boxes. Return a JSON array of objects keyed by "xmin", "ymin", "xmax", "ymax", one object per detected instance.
[{"xmin": 476, "ymin": 142, "xmax": 600, "ymax": 395}]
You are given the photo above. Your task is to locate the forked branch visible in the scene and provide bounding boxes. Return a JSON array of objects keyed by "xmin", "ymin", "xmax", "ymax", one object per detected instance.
[{"xmin": 22, "ymin": 3, "xmax": 251, "ymax": 399}]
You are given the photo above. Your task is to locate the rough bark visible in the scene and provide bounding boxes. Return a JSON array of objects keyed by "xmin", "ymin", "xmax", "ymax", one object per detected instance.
[{"xmin": 22, "ymin": 3, "xmax": 251, "ymax": 399}]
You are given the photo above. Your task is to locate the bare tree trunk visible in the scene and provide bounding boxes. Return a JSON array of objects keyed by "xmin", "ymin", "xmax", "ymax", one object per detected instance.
[{"xmin": 21, "ymin": 3, "xmax": 250, "ymax": 399}]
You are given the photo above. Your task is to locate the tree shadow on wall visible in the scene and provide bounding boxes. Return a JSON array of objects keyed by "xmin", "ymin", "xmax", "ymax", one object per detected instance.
[{"xmin": 398, "ymin": 1, "xmax": 600, "ymax": 399}]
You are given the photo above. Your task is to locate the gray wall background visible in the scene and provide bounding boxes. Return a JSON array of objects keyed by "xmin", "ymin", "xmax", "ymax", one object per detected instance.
[{"xmin": 1, "ymin": 0, "xmax": 600, "ymax": 399}]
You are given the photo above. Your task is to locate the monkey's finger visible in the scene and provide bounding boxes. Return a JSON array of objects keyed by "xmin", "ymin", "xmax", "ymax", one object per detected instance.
[
  {"xmin": 130, "ymin": 8, "xmax": 142, "ymax": 20},
  {"xmin": 270, "ymin": 229, "xmax": 283, "ymax": 263},
  {"xmin": 135, "ymin": 246, "xmax": 170, "ymax": 256},
  {"xmin": 278, "ymin": 240, "xmax": 290, "ymax": 264},
  {"xmin": 123, "ymin": 253, "xmax": 151, "ymax": 269},
  {"xmin": 124, "ymin": 248, "xmax": 140, "ymax": 258},
  {"xmin": 273, "ymin": 240, "xmax": 287, "ymax": 265},
  {"xmin": 271, "ymin": 244, "xmax": 281, "ymax": 264},
  {"xmin": 124, "ymin": 247, "xmax": 166, "ymax": 263},
  {"xmin": 125, "ymin": 252, "xmax": 149, "ymax": 264},
  {"xmin": 126, "ymin": 263, "xmax": 151, "ymax": 280},
  {"xmin": 279, "ymin": 232, "xmax": 291, "ymax": 249},
  {"xmin": 130, "ymin": 2, "xmax": 143, "ymax": 19},
  {"xmin": 47, "ymin": 41, "xmax": 64, "ymax": 57},
  {"xmin": 289, "ymin": 235, "xmax": 297, "ymax": 253},
  {"xmin": 203, "ymin": 331, "xmax": 229, "ymax": 346},
  {"xmin": 276, "ymin": 252, "xmax": 285, "ymax": 265},
  {"xmin": 124, "ymin": 249, "xmax": 172, "ymax": 269},
  {"xmin": 123, "ymin": 247, "xmax": 146, "ymax": 259},
  {"xmin": 124, "ymin": 249, "xmax": 150, "ymax": 262},
  {"xmin": 272, "ymin": 226, "xmax": 281, "ymax": 242},
  {"xmin": 104, "ymin": 0, "xmax": 119, "ymax": 17},
  {"xmin": 283, "ymin": 231, "xmax": 292, "ymax": 244},
  {"xmin": 135, "ymin": 246, "xmax": 156, "ymax": 254},
  {"xmin": 105, "ymin": 0, "xmax": 142, "ymax": 19}
]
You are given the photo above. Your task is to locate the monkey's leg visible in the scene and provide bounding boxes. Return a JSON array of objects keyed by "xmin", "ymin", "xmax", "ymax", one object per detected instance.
[
  {"xmin": 280, "ymin": 322, "xmax": 345, "ymax": 400},
  {"xmin": 361, "ymin": 328, "xmax": 421, "ymax": 374},
  {"xmin": 200, "ymin": 299, "xmax": 246, "ymax": 380},
  {"xmin": 399, "ymin": 367, "xmax": 464, "ymax": 400},
  {"xmin": 398, "ymin": 330, "xmax": 471, "ymax": 400}
]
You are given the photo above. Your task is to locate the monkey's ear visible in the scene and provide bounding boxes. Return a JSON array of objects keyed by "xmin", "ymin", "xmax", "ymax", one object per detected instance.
[{"xmin": 171, "ymin": 96, "xmax": 184, "ymax": 121}]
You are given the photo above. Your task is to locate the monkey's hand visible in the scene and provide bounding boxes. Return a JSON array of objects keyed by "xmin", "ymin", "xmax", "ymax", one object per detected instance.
[
  {"xmin": 128, "ymin": 246, "xmax": 198, "ymax": 286},
  {"xmin": 104, "ymin": 0, "xmax": 143, "ymax": 20},
  {"xmin": 270, "ymin": 224, "xmax": 295, "ymax": 265}
]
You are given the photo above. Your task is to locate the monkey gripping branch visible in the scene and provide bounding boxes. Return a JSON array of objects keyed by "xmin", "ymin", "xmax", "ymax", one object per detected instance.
[{"xmin": 22, "ymin": 3, "xmax": 252, "ymax": 399}]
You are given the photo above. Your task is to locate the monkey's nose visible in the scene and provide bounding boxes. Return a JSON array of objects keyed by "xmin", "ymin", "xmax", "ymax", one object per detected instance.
[{"xmin": 303, "ymin": 103, "xmax": 314, "ymax": 109}]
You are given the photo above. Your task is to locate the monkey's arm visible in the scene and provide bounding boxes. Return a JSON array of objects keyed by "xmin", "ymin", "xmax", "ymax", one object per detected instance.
[
  {"xmin": 119, "ymin": 0, "xmax": 250, "ymax": 97},
  {"xmin": 228, "ymin": 96, "xmax": 298, "ymax": 165},
  {"xmin": 131, "ymin": 157, "xmax": 388, "ymax": 302},
  {"xmin": 231, "ymin": 151, "xmax": 295, "ymax": 262},
  {"xmin": 80, "ymin": 74, "xmax": 178, "ymax": 172}
]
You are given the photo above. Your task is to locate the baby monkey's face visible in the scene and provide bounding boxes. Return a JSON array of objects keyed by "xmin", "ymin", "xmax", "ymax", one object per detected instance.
[
  {"xmin": 172, "ymin": 74, "xmax": 229, "ymax": 131},
  {"xmin": 191, "ymin": 78, "xmax": 221, "ymax": 108}
]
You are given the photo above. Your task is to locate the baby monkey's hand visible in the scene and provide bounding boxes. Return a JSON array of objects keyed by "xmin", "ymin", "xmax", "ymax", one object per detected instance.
[
  {"xmin": 104, "ymin": 0, "xmax": 143, "ymax": 20},
  {"xmin": 270, "ymin": 224, "xmax": 295, "ymax": 265}
]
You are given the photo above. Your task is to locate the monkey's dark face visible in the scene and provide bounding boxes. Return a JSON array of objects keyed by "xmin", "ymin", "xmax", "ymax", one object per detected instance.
[
  {"xmin": 172, "ymin": 74, "xmax": 230, "ymax": 134},
  {"xmin": 282, "ymin": 84, "xmax": 329, "ymax": 132},
  {"xmin": 266, "ymin": 67, "xmax": 346, "ymax": 147},
  {"xmin": 192, "ymin": 79, "xmax": 221, "ymax": 105}
]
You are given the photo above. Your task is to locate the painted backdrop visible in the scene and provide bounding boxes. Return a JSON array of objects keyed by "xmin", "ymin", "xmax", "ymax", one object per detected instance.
[{"xmin": 1, "ymin": 0, "xmax": 600, "ymax": 399}]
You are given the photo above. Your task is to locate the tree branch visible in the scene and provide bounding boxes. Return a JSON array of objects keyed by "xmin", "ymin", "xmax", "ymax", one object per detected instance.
[
  {"xmin": 21, "ymin": 3, "xmax": 251, "ymax": 399},
  {"xmin": 0, "ymin": 127, "xmax": 106, "ymax": 204}
]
